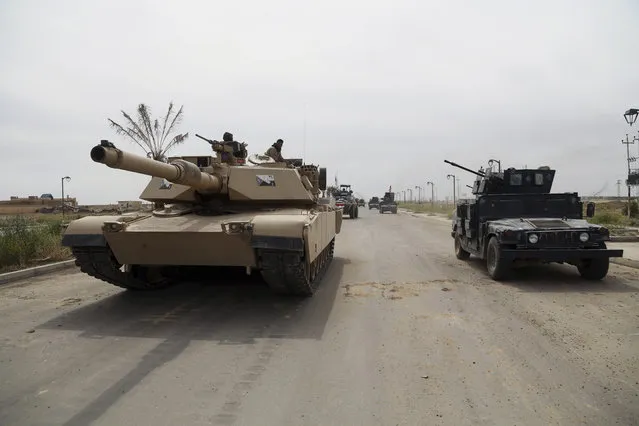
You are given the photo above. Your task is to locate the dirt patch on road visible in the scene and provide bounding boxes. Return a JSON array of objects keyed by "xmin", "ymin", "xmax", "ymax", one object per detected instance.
[{"xmin": 344, "ymin": 280, "xmax": 459, "ymax": 300}]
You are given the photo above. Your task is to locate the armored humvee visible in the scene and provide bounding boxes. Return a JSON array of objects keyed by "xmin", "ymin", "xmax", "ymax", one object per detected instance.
[
  {"xmin": 61, "ymin": 133, "xmax": 342, "ymax": 296},
  {"xmin": 334, "ymin": 184, "xmax": 359, "ymax": 219},
  {"xmin": 445, "ymin": 159, "xmax": 623, "ymax": 280},
  {"xmin": 368, "ymin": 196, "xmax": 380, "ymax": 209},
  {"xmin": 379, "ymin": 190, "xmax": 397, "ymax": 214}
]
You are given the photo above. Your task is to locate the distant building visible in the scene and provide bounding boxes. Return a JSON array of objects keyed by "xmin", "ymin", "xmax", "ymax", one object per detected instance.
[
  {"xmin": 117, "ymin": 200, "xmax": 143, "ymax": 212},
  {"xmin": 0, "ymin": 194, "xmax": 78, "ymax": 214}
]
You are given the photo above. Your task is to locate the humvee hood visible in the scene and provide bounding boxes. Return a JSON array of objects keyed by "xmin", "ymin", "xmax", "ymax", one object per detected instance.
[{"xmin": 489, "ymin": 217, "xmax": 600, "ymax": 231}]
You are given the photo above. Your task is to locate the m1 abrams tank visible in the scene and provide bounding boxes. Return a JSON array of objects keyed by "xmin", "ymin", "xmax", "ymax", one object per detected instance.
[{"xmin": 62, "ymin": 133, "xmax": 342, "ymax": 297}]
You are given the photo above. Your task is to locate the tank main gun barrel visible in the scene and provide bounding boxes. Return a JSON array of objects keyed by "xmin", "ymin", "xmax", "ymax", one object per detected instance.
[
  {"xmin": 90, "ymin": 141, "xmax": 222, "ymax": 193},
  {"xmin": 444, "ymin": 160, "xmax": 486, "ymax": 177}
]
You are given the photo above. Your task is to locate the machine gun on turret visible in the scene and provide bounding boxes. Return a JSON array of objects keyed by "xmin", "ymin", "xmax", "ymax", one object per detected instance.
[
  {"xmin": 444, "ymin": 159, "xmax": 556, "ymax": 195},
  {"xmin": 195, "ymin": 132, "xmax": 248, "ymax": 166}
]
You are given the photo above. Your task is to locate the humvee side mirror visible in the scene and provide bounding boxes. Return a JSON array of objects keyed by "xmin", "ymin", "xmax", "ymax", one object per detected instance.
[{"xmin": 586, "ymin": 202, "xmax": 595, "ymax": 218}]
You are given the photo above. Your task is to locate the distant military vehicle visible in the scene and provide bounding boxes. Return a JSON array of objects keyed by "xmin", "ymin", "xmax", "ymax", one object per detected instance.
[
  {"xmin": 61, "ymin": 133, "xmax": 342, "ymax": 297},
  {"xmin": 445, "ymin": 159, "xmax": 622, "ymax": 280},
  {"xmin": 368, "ymin": 196, "xmax": 380, "ymax": 209},
  {"xmin": 357, "ymin": 198, "xmax": 365, "ymax": 207},
  {"xmin": 379, "ymin": 190, "xmax": 397, "ymax": 214},
  {"xmin": 334, "ymin": 184, "xmax": 359, "ymax": 219}
]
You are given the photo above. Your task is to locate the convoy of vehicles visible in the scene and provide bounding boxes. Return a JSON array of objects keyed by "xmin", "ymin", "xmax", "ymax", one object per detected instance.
[{"xmin": 60, "ymin": 128, "xmax": 624, "ymax": 295}]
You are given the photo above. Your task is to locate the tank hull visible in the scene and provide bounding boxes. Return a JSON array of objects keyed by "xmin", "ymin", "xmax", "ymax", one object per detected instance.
[{"xmin": 62, "ymin": 207, "xmax": 342, "ymax": 296}]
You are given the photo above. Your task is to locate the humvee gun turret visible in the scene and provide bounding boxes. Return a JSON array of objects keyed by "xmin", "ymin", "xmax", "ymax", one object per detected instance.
[
  {"xmin": 445, "ymin": 159, "xmax": 622, "ymax": 280},
  {"xmin": 61, "ymin": 134, "xmax": 342, "ymax": 297}
]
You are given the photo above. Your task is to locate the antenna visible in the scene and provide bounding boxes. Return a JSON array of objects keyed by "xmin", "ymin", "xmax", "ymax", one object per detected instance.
[{"xmin": 303, "ymin": 103, "xmax": 307, "ymax": 160}]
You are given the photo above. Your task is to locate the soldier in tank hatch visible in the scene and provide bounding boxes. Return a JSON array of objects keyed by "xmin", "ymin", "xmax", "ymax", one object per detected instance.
[{"xmin": 265, "ymin": 139, "xmax": 285, "ymax": 162}]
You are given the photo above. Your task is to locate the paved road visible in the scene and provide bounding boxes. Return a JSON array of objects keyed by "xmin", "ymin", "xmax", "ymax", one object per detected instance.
[{"xmin": 1, "ymin": 209, "xmax": 638, "ymax": 426}]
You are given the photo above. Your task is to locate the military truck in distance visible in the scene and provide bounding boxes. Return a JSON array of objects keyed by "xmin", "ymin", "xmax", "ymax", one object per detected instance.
[
  {"xmin": 379, "ymin": 191, "xmax": 397, "ymax": 214},
  {"xmin": 357, "ymin": 198, "xmax": 366, "ymax": 207},
  {"xmin": 445, "ymin": 159, "xmax": 623, "ymax": 280},
  {"xmin": 61, "ymin": 133, "xmax": 342, "ymax": 297},
  {"xmin": 334, "ymin": 184, "xmax": 359, "ymax": 219},
  {"xmin": 369, "ymin": 196, "xmax": 380, "ymax": 209}
]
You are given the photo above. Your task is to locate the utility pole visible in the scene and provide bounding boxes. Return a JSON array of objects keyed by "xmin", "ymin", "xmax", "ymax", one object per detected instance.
[
  {"xmin": 407, "ymin": 188, "xmax": 413, "ymax": 203},
  {"xmin": 426, "ymin": 181, "xmax": 434, "ymax": 206},
  {"xmin": 61, "ymin": 176, "xmax": 71, "ymax": 218},
  {"xmin": 402, "ymin": 190, "xmax": 406, "ymax": 203},
  {"xmin": 414, "ymin": 185, "xmax": 423, "ymax": 203},
  {"xmin": 623, "ymin": 108, "xmax": 639, "ymax": 218},
  {"xmin": 447, "ymin": 174, "xmax": 456, "ymax": 205},
  {"xmin": 622, "ymin": 134, "xmax": 636, "ymax": 218}
]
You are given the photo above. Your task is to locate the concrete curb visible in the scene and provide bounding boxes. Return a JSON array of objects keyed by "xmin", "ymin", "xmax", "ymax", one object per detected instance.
[
  {"xmin": 0, "ymin": 259, "xmax": 77, "ymax": 285},
  {"xmin": 609, "ymin": 236, "xmax": 639, "ymax": 243},
  {"xmin": 610, "ymin": 257, "xmax": 639, "ymax": 270}
]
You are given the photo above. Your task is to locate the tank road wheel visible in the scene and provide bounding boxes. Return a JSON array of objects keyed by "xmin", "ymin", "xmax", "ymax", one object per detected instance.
[
  {"xmin": 259, "ymin": 239, "xmax": 335, "ymax": 297},
  {"xmin": 454, "ymin": 235, "xmax": 471, "ymax": 260},
  {"xmin": 577, "ymin": 257, "xmax": 609, "ymax": 280},
  {"xmin": 485, "ymin": 236, "xmax": 510, "ymax": 280},
  {"xmin": 72, "ymin": 246, "xmax": 173, "ymax": 291},
  {"xmin": 355, "ymin": 206, "xmax": 359, "ymax": 218}
]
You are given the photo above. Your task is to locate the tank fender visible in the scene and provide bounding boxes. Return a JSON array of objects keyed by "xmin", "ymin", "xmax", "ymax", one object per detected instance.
[
  {"xmin": 335, "ymin": 210, "xmax": 343, "ymax": 233},
  {"xmin": 61, "ymin": 214, "xmax": 150, "ymax": 247},
  {"xmin": 250, "ymin": 215, "xmax": 309, "ymax": 251}
]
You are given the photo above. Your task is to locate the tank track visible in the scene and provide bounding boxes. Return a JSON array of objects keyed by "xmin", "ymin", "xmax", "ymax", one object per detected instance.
[
  {"xmin": 71, "ymin": 246, "xmax": 171, "ymax": 291},
  {"xmin": 259, "ymin": 238, "xmax": 335, "ymax": 296}
]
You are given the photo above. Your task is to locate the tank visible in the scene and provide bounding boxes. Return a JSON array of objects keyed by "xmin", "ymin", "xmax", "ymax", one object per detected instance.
[{"xmin": 61, "ymin": 133, "xmax": 343, "ymax": 296}]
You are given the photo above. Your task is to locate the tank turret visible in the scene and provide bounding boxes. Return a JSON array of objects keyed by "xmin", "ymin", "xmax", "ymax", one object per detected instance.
[
  {"xmin": 90, "ymin": 136, "xmax": 328, "ymax": 212},
  {"xmin": 444, "ymin": 160, "xmax": 555, "ymax": 195}
]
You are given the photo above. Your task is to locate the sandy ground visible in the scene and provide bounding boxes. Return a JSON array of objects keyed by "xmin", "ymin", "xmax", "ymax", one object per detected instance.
[{"xmin": 0, "ymin": 209, "xmax": 637, "ymax": 426}]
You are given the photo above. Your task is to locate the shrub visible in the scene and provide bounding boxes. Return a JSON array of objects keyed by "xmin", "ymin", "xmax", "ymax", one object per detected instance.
[{"xmin": 0, "ymin": 215, "xmax": 71, "ymax": 271}]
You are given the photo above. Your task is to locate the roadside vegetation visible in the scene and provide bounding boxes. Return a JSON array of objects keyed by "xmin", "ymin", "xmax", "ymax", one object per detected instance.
[
  {"xmin": 586, "ymin": 200, "xmax": 639, "ymax": 230},
  {"xmin": 0, "ymin": 214, "xmax": 81, "ymax": 273},
  {"xmin": 398, "ymin": 202, "xmax": 455, "ymax": 218}
]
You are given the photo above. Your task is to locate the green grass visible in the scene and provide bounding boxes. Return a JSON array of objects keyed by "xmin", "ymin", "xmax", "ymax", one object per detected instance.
[
  {"xmin": 586, "ymin": 200, "xmax": 639, "ymax": 228},
  {"xmin": 0, "ymin": 215, "xmax": 74, "ymax": 273}
]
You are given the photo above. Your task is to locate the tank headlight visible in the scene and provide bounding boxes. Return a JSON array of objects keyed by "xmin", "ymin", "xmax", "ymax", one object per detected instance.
[
  {"xmin": 528, "ymin": 233, "xmax": 539, "ymax": 244},
  {"xmin": 579, "ymin": 232, "xmax": 589, "ymax": 242}
]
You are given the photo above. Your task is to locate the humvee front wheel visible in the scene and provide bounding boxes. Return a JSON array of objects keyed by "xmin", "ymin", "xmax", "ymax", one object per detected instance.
[
  {"xmin": 486, "ymin": 236, "xmax": 510, "ymax": 280},
  {"xmin": 577, "ymin": 257, "xmax": 609, "ymax": 280},
  {"xmin": 454, "ymin": 235, "xmax": 470, "ymax": 260}
]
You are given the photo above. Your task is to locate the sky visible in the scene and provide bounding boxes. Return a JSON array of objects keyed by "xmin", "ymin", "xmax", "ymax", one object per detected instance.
[{"xmin": 1, "ymin": 0, "xmax": 638, "ymax": 204}]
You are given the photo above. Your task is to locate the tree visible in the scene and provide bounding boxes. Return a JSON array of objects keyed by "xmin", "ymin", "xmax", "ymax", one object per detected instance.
[{"xmin": 108, "ymin": 102, "xmax": 189, "ymax": 162}]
